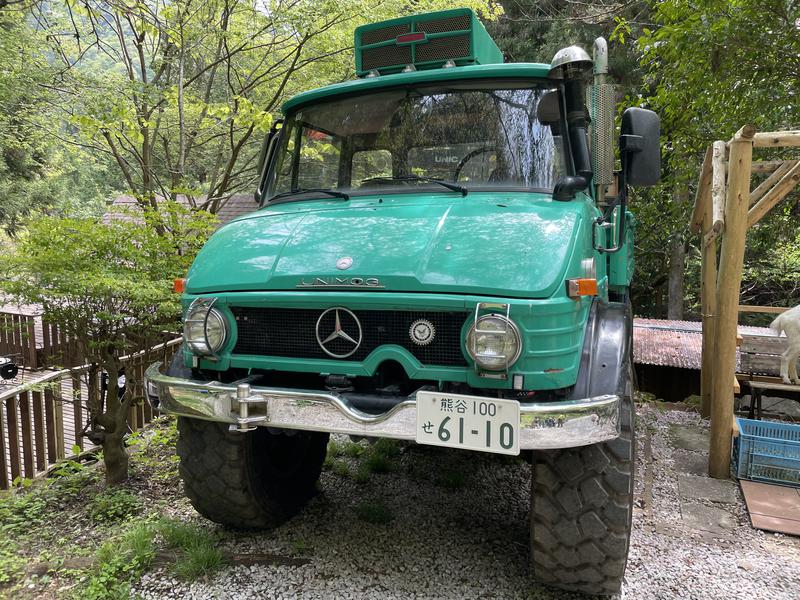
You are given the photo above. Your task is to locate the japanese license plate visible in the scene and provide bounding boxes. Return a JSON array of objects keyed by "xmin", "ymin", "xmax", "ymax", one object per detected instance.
[{"xmin": 415, "ymin": 391, "xmax": 520, "ymax": 455}]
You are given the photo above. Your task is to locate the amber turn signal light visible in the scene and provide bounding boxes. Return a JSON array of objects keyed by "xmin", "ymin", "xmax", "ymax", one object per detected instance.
[
  {"xmin": 173, "ymin": 278, "xmax": 187, "ymax": 293},
  {"xmin": 566, "ymin": 278, "xmax": 598, "ymax": 298}
]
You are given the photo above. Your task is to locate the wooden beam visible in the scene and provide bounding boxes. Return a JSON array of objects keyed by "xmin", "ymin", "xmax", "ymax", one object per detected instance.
[
  {"xmin": 737, "ymin": 305, "xmax": 789, "ymax": 314},
  {"xmin": 690, "ymin": 146, "xmax": 714, "ymax": 234},
  {"xmin": 749, "ymin": 161, "xmax": 798, "ymax": 206},
  {"xmin": 747, "ymin": 160, "xmax": 800, "ymax": 227},
  {"xmin": 710, "ymin": 141, "xmax": 727, "ymax": 235},
  {"xmin": 751, "ymin": 160, "xmax": 788, "ymax": 173},
  {"xmin": 710, "ymin": 124, "xmax": 754, "ymax": 480},
  {"xmin": 752, "ymin": 130, "xmax": 800, "ymax": 148},
  {"xmin": 733, "ymin": 375, "xmax": 740, "ymax": 394}
]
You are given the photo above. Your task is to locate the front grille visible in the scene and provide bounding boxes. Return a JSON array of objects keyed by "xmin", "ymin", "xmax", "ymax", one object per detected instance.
[
  {"xmin": 232, "ymin": 307, "xmax": 468, "ymax": 367},
  {"xmin": 416, "ymin": 15, "xmax": 471, "ymax": 34},
  {"xmin": 361, "ymin": 24, "xmax": 410, "ymax": 45},
  {"xmin": 415, "ymin": 34, "xmax": 471, "ymax": 63},
  {"xmin": 361, "ymin": 44, "xmax": 412, "ymax": 71}
]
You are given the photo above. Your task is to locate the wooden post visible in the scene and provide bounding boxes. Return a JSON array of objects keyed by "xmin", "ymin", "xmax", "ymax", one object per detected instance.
[
  {"xmin": 0, "ymin": 401, "xmax": 7, "ymax": 489},
  {"xmin": 53, "ymin": 382, "xmax": 65, "ymax": 459},
  {"xmin": 709, "ymin": 125, "xmax": 754, "ymax": 479},
  {"xmin": 72, "ymin": 374, "xmax": 83, "ymax": 451},
  {"xmin": 700, "ymin": 212, "xmax": 718, "ymax": 418},
  {"xmin": 5, "ymin": 395, "xmax": 21, "ymax": 482},
  {"xmin": 32, "ymin": 390, "xmax": 46, "ymax": 472},
  {"xmin": 44, "ymin": 387, "xmax": 59, "ymax": 463},
  {"xmin": 703, "ymin": 141, "xmax": 727, "ymax": 244},
  {"xmin": 689, "ymin": 146, "xmax": 713, "ymax": 234},
  {"xmin": 26, "ymin": 316, "xmax": 37, "ymax": 369},
  {"xmin": 19, "ymin": 390, "xmax": 35, "ymax": 479}
]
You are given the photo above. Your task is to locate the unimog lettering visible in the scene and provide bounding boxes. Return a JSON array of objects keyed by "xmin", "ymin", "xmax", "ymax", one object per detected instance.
[
  {"xmin": 145, "ymin": 7, "xmax": 660, "ymax": 596},
  {"xmin": 297, "ymin": 277, "xmax": 384, "ymax": 288}
]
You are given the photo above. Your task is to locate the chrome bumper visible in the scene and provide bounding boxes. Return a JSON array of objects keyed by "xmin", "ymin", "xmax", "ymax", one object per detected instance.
[{"xmin": 144, "ymin": 362, "xmax": 620, "ymax": 451}]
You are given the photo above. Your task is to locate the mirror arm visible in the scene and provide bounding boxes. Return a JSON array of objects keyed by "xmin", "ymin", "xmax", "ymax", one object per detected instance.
[
  {"xmin": 595, "ymin": 154, "xmax": 630, "ymax": 254},
  {"xmin": 553, "ymin": 175, "xmax": 588, "ymax": 201}
]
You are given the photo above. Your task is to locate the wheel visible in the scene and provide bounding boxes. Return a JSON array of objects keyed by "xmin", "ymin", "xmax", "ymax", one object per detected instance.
[
  {"xmin": 176, "ymin": 418, "xmax": 329, "ymax": 529},
  {"xmin": 529, "ymin": 373, "xmax": 635, "ymax": 595}
]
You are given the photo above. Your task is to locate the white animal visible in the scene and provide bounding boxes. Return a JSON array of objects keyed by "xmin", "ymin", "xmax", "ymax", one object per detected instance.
[{"xmin": 770, "ymin": 305, "xmax": 800, "ymax": 384}]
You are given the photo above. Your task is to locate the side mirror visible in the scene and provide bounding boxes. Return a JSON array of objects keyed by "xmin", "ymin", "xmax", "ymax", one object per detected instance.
[
  {"xmin": 620, "ymin": 108, "xmax": 660, "ymax": 187},
  {"xmin": 255, "ymin": 119, "xmax": 284, "ymax": 203}
]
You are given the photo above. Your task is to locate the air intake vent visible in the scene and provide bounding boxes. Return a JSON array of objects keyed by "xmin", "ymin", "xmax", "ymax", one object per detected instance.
[{"xmin": 354, "ymin": 8, "xmax": 502, "ymax": 77}]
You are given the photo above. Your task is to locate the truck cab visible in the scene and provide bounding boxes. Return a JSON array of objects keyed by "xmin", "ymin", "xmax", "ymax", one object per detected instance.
[{"xmin": 146, "ymin": 8, "xmax": 659, "ymax": 595}]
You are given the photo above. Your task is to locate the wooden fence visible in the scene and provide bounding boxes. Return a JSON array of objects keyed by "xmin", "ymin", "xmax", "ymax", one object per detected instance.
[
  {"xmin": 0, "ymin": 310, "xmax": 84, "ymax": 370},
  {"xmin": 0, "ymin": 339, "xmax": 181, "ymax": 489}
]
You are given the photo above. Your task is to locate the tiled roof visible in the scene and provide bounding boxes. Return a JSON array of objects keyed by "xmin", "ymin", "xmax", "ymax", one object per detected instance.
[{"xmin": 103, "ymin": 194, "xmax": 257, "ymax": 227}]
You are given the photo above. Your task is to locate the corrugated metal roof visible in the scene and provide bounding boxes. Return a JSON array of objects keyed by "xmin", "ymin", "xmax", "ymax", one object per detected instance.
[{"xmin": 633, "ymin": 318, "xmax": 774, "ymax": 370}]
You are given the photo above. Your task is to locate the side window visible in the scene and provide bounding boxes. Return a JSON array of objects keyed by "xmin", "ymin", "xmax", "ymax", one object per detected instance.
[
  {"xmin": 296, "ymin": 128, "xmax": 340, "ymax": 189},
  {"xmin": 352, "ymin": 149, "xmax": 392, "ymax": 186}
]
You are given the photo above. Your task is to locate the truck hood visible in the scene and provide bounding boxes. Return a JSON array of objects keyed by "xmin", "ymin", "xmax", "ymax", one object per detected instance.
[{"xmin": 186, "ymin": 193, "xmax": 584, "ymax": 299}]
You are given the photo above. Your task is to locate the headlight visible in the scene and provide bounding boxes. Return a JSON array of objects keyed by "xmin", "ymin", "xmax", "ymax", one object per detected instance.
[
  {"xmin": 466, "ymin": 314, "xmax": 522, "ymax": 371},
  {"xmin": 184, "ymin": 298, "xmax": 228, "ymax": 355}
]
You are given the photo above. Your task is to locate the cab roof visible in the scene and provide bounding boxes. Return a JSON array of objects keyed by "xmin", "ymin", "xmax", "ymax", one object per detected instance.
[{"xmin": 281, "ymin": 62, "xmax": 552, "ymax": 114}]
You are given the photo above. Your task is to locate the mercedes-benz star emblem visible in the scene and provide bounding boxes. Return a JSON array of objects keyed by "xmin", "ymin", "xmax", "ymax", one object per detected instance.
[
  {"xmin": 409, "ymin": 319, "xmax": 435, "ymax": 346},
  {"xmin": 315, "ymin": 307, "xmax": 362, "ymax": 358},
  {"xmin": 336, "ymin": 256, "xmax": 353, "ymax": 270}
]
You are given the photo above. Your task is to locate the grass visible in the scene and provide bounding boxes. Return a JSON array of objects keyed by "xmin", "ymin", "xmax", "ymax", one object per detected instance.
[
  {"xmin": 156, "ymin": 519, "xmax": 225, "ymax": 579},
  {"xmin": 0, "ymin": 416, "xmax": 226, "ymax": 599},
  {"xmin": 355, "ymin": 501, "xmax": 393, "ymax": 524},
  {"xmin": 332, "ymin": 460, "xmax": 350, "ymax": 477}
]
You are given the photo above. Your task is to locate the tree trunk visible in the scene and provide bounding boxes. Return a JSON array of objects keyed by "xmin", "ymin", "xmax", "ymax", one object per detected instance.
[
  {"xmin": 667, "ymin": 233, "xmax": 686, "ymax": 320},
  {"xmin": 103, "ymin": 429, "xmax": 130, "ymax": 485}
]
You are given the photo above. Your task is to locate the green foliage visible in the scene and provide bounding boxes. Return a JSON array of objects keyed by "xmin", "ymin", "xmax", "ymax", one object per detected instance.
[
  {"xmin": 88, "ymin": 489, "xmax": 141, "ymax": 523},
  {"xmin": 83, "ymin": 522, "xmax": 157, "ymax": 600},
  {"xmin": 0, "ymin": 205, "xmax": 215, "ymax": 361},
  {"xmin": 355, "ymin": 501, "xmax": 394, "ymax": 524},
  {"xmin": 80, "ymin": 517, "xmax": 223, "ymax": 597},
  {"xmin": 156, "ymin": 519, "xmax": 224, "ymax": 579},
  {"xmin": 332, "ymin": 460, "xmax": 350, "ymax": 477}
]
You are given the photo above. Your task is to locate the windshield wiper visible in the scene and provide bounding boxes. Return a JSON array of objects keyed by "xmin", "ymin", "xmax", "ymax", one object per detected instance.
[
  {"xmin": 267, "ymin": 187, "xmax": 350, "ymax": 204},
  {"xmin": 363, "ymin": 175, "xmax": 468, "ymax": 196}
]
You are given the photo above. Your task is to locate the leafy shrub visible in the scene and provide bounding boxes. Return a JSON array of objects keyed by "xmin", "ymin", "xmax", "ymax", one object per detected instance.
[{"xmin": 88, "ymin": 489, "xmax": 141, "ymax": 523}]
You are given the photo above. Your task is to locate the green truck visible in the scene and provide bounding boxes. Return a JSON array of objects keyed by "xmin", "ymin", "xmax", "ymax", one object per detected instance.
[{"xmin": 145, "ymin": 8, "xmax": 659, "ymax": 595}]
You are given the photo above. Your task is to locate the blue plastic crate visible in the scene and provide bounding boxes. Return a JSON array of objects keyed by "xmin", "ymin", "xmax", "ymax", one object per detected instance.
[{"xmin": 733, "ymin": 417, "xmax": 800, "ymax": 488}]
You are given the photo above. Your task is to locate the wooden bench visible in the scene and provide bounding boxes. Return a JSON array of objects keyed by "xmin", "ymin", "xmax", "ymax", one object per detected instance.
[{"xmin": 738, "ymin": 334, "xmax": 800, "ymax": 419}]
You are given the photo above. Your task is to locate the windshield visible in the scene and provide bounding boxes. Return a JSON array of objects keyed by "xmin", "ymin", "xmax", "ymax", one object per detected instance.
[{"xmin": 265, "ymin": 81, "xmax": 568, "ymax": 200}]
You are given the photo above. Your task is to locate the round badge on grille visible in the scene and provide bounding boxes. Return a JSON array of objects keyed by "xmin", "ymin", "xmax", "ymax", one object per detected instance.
[
  {"xmin": 409, "ymin": 319, "xmax": 435, "ymax": 346},
  {"xmin": 316, "ymin": 307, "xmax": 362, "ymax": 358},
  {"xmin": 336, "ymin": 256, "xmax": 353, "ymax": 270}
]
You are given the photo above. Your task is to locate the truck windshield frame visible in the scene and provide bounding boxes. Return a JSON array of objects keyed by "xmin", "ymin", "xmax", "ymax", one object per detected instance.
[{"xmin": 262, "ymin": 79, "xmax": 571, "ymax": 204}]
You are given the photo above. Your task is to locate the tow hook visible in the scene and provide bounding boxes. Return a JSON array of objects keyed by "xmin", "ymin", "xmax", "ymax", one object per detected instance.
[{"xmin": 231, "ymin": 383, "xmax": 268, "ymax": 433}]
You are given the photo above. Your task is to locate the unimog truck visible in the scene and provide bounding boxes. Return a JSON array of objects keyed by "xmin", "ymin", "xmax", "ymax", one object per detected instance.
[{"xmin": 145, "ymin": 8, "xmax": 659, "ymax": 595}]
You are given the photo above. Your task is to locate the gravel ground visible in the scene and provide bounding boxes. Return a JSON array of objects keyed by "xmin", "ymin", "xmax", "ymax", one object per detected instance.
[{"xmin": 130, "ymin": 404, "xmax": 800, "ymax": 600}]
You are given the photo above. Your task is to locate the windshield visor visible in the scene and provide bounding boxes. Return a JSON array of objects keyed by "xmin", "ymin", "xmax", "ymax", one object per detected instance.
[{"xmin": 266, "ymin": 81, "xmax": 568, "ymax": 200}]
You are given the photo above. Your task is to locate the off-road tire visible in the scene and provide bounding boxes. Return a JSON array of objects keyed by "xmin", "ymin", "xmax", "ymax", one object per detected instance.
[
  {"xmin": 529, "ymin": 388, "xmax": 634, "ymax": 595},
  {"xmin": 176, "ymin": 417, "xmax": 329, "ymax": 529}
]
